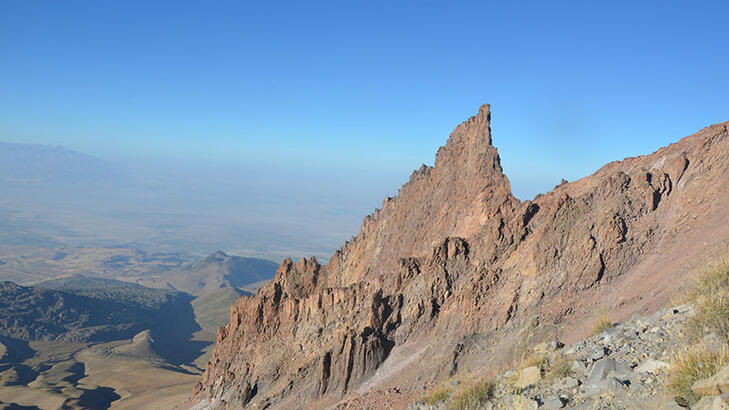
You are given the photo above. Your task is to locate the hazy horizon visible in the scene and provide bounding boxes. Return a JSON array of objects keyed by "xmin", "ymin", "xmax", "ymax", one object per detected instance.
[
  {"xmin": 3, "ymin": 1, "xmax": 729, "ymax": 261},
  {"xmin": 3, "ymin": 1, "xmax": 729, "ymax": 206}
]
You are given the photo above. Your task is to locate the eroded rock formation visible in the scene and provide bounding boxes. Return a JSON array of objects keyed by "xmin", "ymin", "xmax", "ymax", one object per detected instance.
[{"xmin": 192, "ymin": 105, "xmax": 729, "ymax": 409}]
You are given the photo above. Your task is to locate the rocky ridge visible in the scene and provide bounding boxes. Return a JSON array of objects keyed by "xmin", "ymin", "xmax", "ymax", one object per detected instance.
[{"xmin": 192, "ymin": 105, "xmax": 729, "ymax": 409}]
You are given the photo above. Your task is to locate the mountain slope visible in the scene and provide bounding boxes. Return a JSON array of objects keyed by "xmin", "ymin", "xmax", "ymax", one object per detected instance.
[
  {"xmin": 0, "ymin": 278, "xmax": 191, "ymax": 342},
  {"xmin": 192, "ymin": 105, "xmax": 729, "ymax": 409},
  {"xmin": 191, "ymin": 287, "xmax": 247, "ymax": 331},
  {"xmin": 171, "ymin": 251, "xmax": 277, "ymax": 295},
  {"xmin": 38, "ymin": 275, "xmax": 182, "ymax": 309}
]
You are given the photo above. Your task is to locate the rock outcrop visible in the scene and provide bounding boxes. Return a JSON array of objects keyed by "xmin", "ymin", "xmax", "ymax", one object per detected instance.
[
  {"xmin": 192, "ymin": 105, "xmax": 729, "ymax": 409},
  {"xmin": 410, "ymin": 303, "xmax": 691, "ymax": 410}
]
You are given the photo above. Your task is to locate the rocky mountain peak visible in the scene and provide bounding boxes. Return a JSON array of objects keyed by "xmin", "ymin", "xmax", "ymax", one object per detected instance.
[
  {"xmin": 435, "ymin": 104, "xmax": 501, "ymax": 167},
  {"xmin": 437, "ymin": 103, "xmax": 492, "ymax": 157},
  {"xmin": 204, "ymin": 250, "xmax": 229, "ymax": 264},
  {"xmin": 433, "ymin": 104, "xmax": 501, "ymax": 177},
  {"xmin": 325, "ymin": 105, "xmax": 516, "ymax": 286},
  {"xmin": 192, "ymin": 106, "xmax": 729, "ymax": 410}
]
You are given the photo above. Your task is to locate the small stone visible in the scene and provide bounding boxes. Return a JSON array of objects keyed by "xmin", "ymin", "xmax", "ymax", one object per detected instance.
[
  {"xmin": 635, "ymin": 358, "xmax": 669, "ymax": 374},
  {"xmin": 540, "ymin": 395, "xmax": 566, "ymax": 409},
  {"xmin": 616, "ymin": 360, "xmax": 632, "ymax": 374},
  {"xmin": 587, "ymin": 347, "xmax": 607, "ymax": 361},
  {"xmin": 570, "ymin": 360, "xmax": 587, "ymax": 374},
  {"xmin": 553, "ymin": 376, "xmax": 579, "ymax": 391},
  {"xmin": 693, "ymin": 365, "xmax": 729, "ymax": 396},
  {"xmin": 635, "ymin": 396, "xmax": 684, "ymax": 410},
  {"xmin": 606, "ymin": 370, "xmax": 629, "ymax": 385},
  {"xmin": 615, "ymin": 344, "xmax": 633, "ymax": 358},
  {"xmin": 500, "ymin": 394, "xmax": 538, "ymax": 410},
  {"xmin": 694, "ymin": 377, "xmax": 722, "ymax": 396},
  {"xmin": 692, "ymin": 395, "xmax": 729, "ymax": 410},
  {"xmin": 599, "ymin": 327, "xmax": 619, "ymax": 344},
  {"xmin": 583, "ymin": 377, "xmax": 626, "ymax": 397},
  {"xmin": 712, "ymin": 365, "xmax": 729, "ymax": 393},
  {"xmin": 516, "ymin": 366, "xmax": 542, "ymax": 388},
  {"xmin": 625, "ymin": 372, "xmax": 645, "ymax": 387},
  {"xmin": 588, "ymin": 358, "xmax": 616, "ymax": 384},
  {"xmin": 670, "ymin": 303, "xmax": 695, "ymax": 315},
  {"xmin": 568, "ymin": 340, "xmax": 587, "ymax": 354}
]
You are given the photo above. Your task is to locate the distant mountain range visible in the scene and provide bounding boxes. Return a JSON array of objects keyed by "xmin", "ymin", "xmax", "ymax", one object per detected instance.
[{"xmin": 0, "ymin": 141, "xmax": 121, "ymax": 184}]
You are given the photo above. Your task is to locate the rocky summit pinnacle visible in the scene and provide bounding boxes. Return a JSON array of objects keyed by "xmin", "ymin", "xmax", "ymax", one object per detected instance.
[
  {"xmin": 442, "ymin": 103, "xmax": 493, "ymax": 149},
  {"xmin": 191, "ymin": 105, "xmax": 729, "ymax": 409}
]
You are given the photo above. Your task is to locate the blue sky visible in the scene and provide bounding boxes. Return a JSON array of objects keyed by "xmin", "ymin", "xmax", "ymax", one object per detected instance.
[{"xmin": 1, "ymin": 1, "xmax": 728, "ymax": 200}]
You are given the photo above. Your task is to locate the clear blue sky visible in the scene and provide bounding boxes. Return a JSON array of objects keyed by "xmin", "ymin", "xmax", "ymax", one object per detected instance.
[{"xmin": 1, "ymin": 0, "xmax": 728, "ymax": 200}]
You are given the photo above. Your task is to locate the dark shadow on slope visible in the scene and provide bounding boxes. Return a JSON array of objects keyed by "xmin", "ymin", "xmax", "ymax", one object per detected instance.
[
  {"xmin": 74, "ymin": 386, "xmax": 121, "ymax": 409},
  {"xmin": 0, "ymin": 337, "xmax": 41, "ymax": 386},
  {"xmin": 0, "ymin": 337, "xmax": 35, "ymax": 363},
  {"xmin": 0, "ymin": 364, "xmax": 46, "ymax": 386},
  {"xmin": 57, "ymin": 362, "xmax": 121, "ymax": 409},
  {"xmin": 61, "ymin": 361, "xmax": 85, "ymax": 385},
  {"xmin": 148, "ymin": 294, "xmax": 208, "ymax": 366},
  {"xmin": 0, "ymin": 403, "xmax": 42, "ymax": 410}
]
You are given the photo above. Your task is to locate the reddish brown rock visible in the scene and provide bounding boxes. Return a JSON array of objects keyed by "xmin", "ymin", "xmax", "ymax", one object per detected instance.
[{"xmin": 191, "ymin": 105, "xmax": 729, "ymax": 409}]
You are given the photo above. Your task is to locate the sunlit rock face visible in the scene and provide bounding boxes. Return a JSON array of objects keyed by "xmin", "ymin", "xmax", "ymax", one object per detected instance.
[{"xmin": 192, "ymin": 105, "xmax": 729, "ymax": 409}]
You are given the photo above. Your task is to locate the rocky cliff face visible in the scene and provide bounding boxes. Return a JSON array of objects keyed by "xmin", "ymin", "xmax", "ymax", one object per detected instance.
[{"xmin": 191, "ymin": 105, "xmax": 729, "ymax": 409}]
